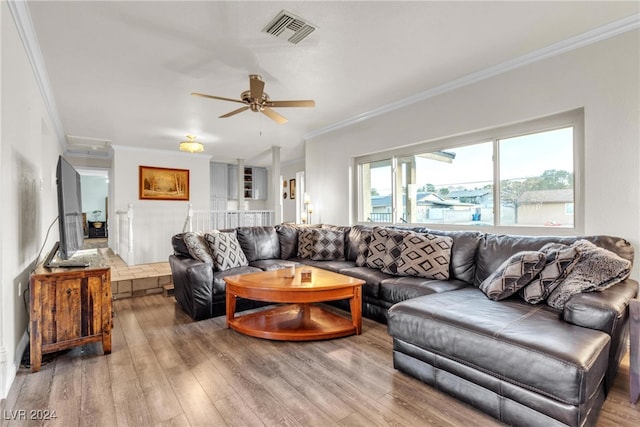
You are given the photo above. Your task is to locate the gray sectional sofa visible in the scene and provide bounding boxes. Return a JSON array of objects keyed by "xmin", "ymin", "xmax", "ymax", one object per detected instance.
[{"xmin": 168, "ymin": 224, "xmax": 638, "ymax": 427}]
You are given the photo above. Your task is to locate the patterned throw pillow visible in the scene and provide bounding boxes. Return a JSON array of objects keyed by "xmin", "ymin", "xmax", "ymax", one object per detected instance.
[
  {"xmin": 385, "ymin": 233, "xmax": 453, "ymax": 280},
  {"xmin": 546, "ymin": 240, "xmax": 632, "ymax": 310},
  {"xmin": 204, "ymin": 231, "xmax": 248, "ymax": 271},
  {"xmin": 520, "ymin": 244, "xmax": 580, "ymax": 304},
  {"xmin": 355, "ymin": 231, "xmax": 372, "ymax": 266},
  {"xmin": 182, "ymin": 232, "xmax": 214, "ymax": 265},
  {"xmin": 366, "ymin": 227, "xmax": 391, "ymax": 269},
  {"xmin": 310, "ymin": 229, "xmax": 345, "ymax": 261},
  {"xmin": 297, "ymin": 228, "xmax": 315, "ymax": 258},
  {"xmin": 480, "ymin": 251, "xmax": 546, "ymax": 301},
  {"xmin": 381, "ymin": 231, "xmax": 410, "ymax": 274}
]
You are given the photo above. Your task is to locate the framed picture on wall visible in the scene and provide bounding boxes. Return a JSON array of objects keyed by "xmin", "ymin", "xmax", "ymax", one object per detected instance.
[
  {"xmin": 289, "ymin": 179, "xmax": 296, "ymax": 199},
  {"xmin": 139, "ymin": 166, "xmax": 190, "ymax": 201}
]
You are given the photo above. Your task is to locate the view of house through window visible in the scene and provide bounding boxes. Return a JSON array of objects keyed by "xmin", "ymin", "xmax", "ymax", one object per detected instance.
[{"xmin": 357, "ymin": 113, "xmax": 578, "ymax": 229}]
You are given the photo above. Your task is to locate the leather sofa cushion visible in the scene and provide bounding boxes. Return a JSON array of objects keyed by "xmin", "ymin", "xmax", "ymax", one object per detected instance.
[
  {"xmin": 379, "ymin": 277, "xmax": 468, "ymax": 304},
  {"xmin": 212, "ymin": 266, "xmax": 262, "ymax": 294},
  {"xmin": 276, "ymin": 224, "xmax": 298, "ymax": 259},
  {"xmin": 338, "ymin": 266, "xmax": 396, "ymax": 298},
  {"xmin": 236, "ymin": 226, "xmax": 281, "ymax": 262},
  {"xmin": 388, "ymin": 287, "xmax": 611, "ymax": 406},
  {"xmin": 293, "ymin": 258, "xmax": 356, "ymax": 273},
  {"xmin": 171, "ymin": 233, "xmax": 191, "ymax": 258},
  {"xmin": 426, "ymin": 229, "xmax": 483, "ymax": 284}
]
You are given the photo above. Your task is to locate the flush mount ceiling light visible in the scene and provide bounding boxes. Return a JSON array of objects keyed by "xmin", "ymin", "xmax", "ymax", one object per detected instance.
[{"xmin": 179, "ymin": 134, "xmax": 204, "ymax": 153}]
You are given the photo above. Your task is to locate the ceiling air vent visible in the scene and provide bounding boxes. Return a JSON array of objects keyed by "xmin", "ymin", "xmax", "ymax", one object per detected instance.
[{"xmin": 262, "ymin": 10, "xmax": 316, "ymax": 44}]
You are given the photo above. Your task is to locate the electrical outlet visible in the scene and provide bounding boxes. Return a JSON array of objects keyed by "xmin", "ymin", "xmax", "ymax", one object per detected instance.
[{"xmin": 18, "ymin": 281, "xmax": 22, "ymax": 296}]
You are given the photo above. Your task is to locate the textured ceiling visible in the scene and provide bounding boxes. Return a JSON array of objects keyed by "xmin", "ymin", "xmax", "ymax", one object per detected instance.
[{"xmin": 25, "ymin": 1, "xmax": 639, "ymax": 166}]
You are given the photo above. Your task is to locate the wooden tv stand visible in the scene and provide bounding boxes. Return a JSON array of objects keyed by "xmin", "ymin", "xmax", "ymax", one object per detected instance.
[{"xmin": 29, "ymin": 249, "xmax": 112, "ymax": 372}]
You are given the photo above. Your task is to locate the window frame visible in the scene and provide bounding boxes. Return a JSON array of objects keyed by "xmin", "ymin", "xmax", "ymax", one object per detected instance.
[{"xmin": 353, "ymin": 109, "xmax": 584, "ymax": 235}]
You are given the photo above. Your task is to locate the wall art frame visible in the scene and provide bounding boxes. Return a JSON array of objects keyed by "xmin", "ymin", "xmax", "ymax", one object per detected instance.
[{"xmin": 139, "ymin": 165, "xmax": 190, "ymax": 201}]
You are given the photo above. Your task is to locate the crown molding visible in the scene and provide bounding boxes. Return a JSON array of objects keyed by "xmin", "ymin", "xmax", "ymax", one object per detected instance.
[
  {"xmin": 7, "ymin": 0, "xmax": 66, "ymax": 148},
  {"xmin": 304, "ymin": 13, "xmax": 640, "ymax": 140}
]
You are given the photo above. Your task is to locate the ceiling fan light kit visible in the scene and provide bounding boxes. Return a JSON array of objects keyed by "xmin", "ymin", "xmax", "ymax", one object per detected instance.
[
  {"xmin": 179, "ymin": 134, "xmax": 204, "ymax": 153},
  {"xmin": 192, "ymin": 74, "xmax": 315, "ymax": 125}
]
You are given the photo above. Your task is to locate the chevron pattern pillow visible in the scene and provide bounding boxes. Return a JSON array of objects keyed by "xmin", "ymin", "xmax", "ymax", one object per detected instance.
[
  {"xmin": 297, "ymin": 228, "xmax": 315, "ymax": 258},
  {"xmin": 204, "ymin": 231, "xmax": 248, "ymax": 271},
  {"xmin": 520, "ymin": 244, "xmax": 580, "ymax": 304},
  {"xmin": 385, "ymin": 233, "xmax": 453, "ymax": 280},
  {"xmin": 310, "ymin": 229, "xmax": 345, "ymax": 261},
  {"xmin": 480, "ymin": 251, "xmax": 546, "ymax": 301},
  {"xmin": 183, "ymin": 232, "xmax": 214, "ymax": 265}
]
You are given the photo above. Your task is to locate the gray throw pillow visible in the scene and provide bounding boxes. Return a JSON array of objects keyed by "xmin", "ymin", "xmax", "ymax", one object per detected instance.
[
  {"xmin": 355, "ymin": 231, "xmax": 372, "ymax": 267},
  {"xmin": 520, "ymin": 244, "xmax": 580, "ymax": 304},
  {"xmin": 204, "ymin": 231, "xmax": 248, "ymax": 271},
  {"xmin": 546, "ymin": 240, "xmax": 631, "ymax": 309},
  {"xmin": 182, "ymin": 232, "xmax": 214, "ymax": 265},
  {"xmin": 310, "ymin": 229, "xmax": 345, "ymax": 261},
  {"xmin": 380, "ymin": 230, "xmax": 411, "ymax": 274},
  {"xmin": 480, "ymin": 251, "xmax": 546, "ymax": 301}
]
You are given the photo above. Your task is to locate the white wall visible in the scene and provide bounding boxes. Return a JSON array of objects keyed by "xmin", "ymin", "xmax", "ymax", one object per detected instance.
[
  {"xmin": 111, "ymin": 145, "xmax": 210, "ymax": 264},
  {"xmin": 281, "ymin": 160, "xmax": 304, "ymax": 223},
  {"xmin": 306, "ymin": 30, "xmax": 640, "ymax": 280},
  {"xmin": 1, "ymin": 1, "xmax": 61, "ymax": 397}
]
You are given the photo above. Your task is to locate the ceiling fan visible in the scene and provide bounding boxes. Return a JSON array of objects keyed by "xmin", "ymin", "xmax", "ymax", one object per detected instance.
[{"xmin": 191, "ymin": 74, "xmax": 315, "ymax": 124}]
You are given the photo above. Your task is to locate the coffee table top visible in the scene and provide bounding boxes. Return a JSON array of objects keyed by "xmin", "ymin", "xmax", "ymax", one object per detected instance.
[
  {"xmin": 224, "ymin": 266, "xmax": 365, "ymax": 291},
  {"xmin": 224, "ymin": 265, "xmax": 364, "ymax": 293}
]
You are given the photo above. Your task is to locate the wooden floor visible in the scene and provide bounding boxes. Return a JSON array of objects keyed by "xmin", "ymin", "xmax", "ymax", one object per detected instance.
[{"xmin": 2, "ymin": 294, "xmax": 639, "ymax": 426}]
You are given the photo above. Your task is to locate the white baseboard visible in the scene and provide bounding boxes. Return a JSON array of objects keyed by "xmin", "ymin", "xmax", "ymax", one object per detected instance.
[{"xmin": 0, "ymin": 329, "xmax": 28, "ymax": 400}]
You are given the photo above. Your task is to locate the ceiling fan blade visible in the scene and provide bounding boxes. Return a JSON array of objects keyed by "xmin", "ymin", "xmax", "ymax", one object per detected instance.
[
  {"xmin": 220, "ymin": 106, "xmax": 250, "ymax": 118},
  {"xmin": 267, "ymin": 100, "xmax": 315, "ymax": 108},
  {"xmin": 191, "ymin": 92, "xmax": 246, "ymax": 104},
  {"xmin": 249, "ymin": 75, "xmax": 265, "ymax": 101},
  {"xmin": 261, "ymin": 107, "xmax": 288, "ymax": 124}
]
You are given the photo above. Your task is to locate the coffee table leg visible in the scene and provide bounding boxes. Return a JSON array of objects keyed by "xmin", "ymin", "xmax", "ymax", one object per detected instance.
[
  {"xmin": 350, "ymin": 286, "xmax": 362, "ymax": 335},
  {"xmin": 226, "ymin": 290, "xmax": 236, "ymax": 328}
]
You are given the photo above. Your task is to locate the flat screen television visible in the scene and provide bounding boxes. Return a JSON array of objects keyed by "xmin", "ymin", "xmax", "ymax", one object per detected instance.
[{"xmin": 55, "ymin": 155, "xmax": 84, "ymax": 259}]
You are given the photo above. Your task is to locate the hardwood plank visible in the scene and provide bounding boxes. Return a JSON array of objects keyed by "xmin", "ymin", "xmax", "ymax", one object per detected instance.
[{"xmin": 5, "ymin": 294, "xmax": 640, "ymax": 427}]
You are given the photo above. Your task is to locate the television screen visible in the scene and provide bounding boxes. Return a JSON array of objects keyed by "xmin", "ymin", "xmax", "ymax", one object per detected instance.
[{"xmin": 56, "ymin": 155, "xmax": 84, "ymax": 259}]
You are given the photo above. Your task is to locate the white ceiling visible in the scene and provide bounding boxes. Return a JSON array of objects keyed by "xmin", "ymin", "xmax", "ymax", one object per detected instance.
[{"xmin": 24, "ymin": 1, "xmax": 639, "ymax": 166}]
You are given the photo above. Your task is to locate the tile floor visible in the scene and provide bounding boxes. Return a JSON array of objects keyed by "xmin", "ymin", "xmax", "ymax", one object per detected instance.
[{"xmin": 86, "ymin": 239, "xmax": 173, "ymax": 299}]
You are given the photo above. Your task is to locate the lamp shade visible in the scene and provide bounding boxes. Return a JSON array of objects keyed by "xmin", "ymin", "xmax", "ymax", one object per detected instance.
[{"xmin": 179, "ymin": 135, "xmax": 204, "ymax": 153}]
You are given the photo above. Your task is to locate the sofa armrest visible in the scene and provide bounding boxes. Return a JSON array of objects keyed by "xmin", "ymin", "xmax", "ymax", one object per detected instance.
[
  {"xmin": 169, "ymin": 255, "xmax": 214, "ymax": 320},
  {"xmin": 563, "ymin": 278, "xmax": 638, "ymax": 335}
]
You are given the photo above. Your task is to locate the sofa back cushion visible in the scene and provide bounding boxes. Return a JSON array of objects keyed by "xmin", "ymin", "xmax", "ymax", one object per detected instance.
[
  {"xmin": 276, "ymin": 224, "xmax": 298, "ymax": 259},
  {"xmin": 236, "ymin": 226, "xmax": 281, "ymax": 262},
  {"xmin": 171, "ymin": 233, "xmax": 191, "ymax": 258},
  {"xmin": 474, "ymin": 234, "xmax": 634, "ymax": 286},
  {"xmin": 427, "ymin": 229, "xmax": 482, "ymax": 285}
]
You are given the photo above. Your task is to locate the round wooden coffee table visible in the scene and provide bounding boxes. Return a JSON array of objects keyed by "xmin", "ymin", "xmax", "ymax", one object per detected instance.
[{"xmin": 224, "ymin": 266, "xmax": 364, "ymax": 341}]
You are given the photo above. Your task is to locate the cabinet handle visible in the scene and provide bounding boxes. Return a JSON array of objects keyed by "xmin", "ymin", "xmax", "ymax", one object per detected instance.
[{"xmin": 66, "ymin": 288, "xmax": 71, "ymax": 296}]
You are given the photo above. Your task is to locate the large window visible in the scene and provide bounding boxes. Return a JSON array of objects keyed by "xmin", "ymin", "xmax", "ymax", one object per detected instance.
[{"xmin": 356, "ymin": 110, "xmax": 582, "ymax": 231}]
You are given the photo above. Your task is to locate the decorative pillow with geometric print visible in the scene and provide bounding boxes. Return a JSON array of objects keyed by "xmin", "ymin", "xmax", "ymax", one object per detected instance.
[
  {"xmin": 380, "ymin": 230, "xmax": 412, "ymax": 274},
  {"xmin": 297, "ymin": 228, "xmax": 315, "ymax": 259},
  {"xmin": 310, "ymin": 229, "xmax": 345, "ymax": 261},
  {"xmin": 520, "ymin": 244, "xmax": 580, "ymax": 304},
  {"xmin": 355, "ymin": 230, "xmax": 372, "ymax": 267},
  {"xmin": 386, "ymin": 233, "xmax": 453, "ymax": 280},
  {"xmin": 204, "ymin": 231, "xmax": 249, "ymax": 271},
  {"xmin": 365, "ymin": 227, "xmax": 391, "ymax": 269},
  {"xmin": 182, "ymin": 232, "xmax": 214, "ymax": 265},
  {"xmin": 479, "ymin": 251, "xmax": 546, "ymax": 301}
]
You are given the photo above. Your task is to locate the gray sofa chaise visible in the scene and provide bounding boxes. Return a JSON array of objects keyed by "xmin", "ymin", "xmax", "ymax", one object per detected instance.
[{"xmin": 168, "ymin": 224, "xmax": 637, "ymax": 427}]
